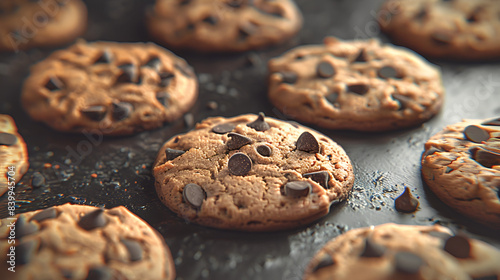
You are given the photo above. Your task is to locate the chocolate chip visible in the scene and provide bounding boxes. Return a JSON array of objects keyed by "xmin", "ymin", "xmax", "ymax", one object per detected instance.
[
  {"xmin": 81, "ymin": 106, "xmax": 107, "ymax": 121},
  {"xmin": 414, "ymin": 8, "xmax": 427, "ymax": 21},
  {"xmin": 78, "ymin": 209, "xmax": 107, "ymax": 231},
  {"xmin": 227, "ymin": 132, "xmax": 253, "ymax": 150},
  {"xmin": 325, "ymin": 92, "xmax": 339, "ymax": 105},
  {"xmin": 228, "ymin": 153, "xmax": 252, "ymax": 176},
  {"xmin": 354, "ymin": 49, "xmax": 367, "ymax": 62},
  {"xmin": 304, "ymin": 171, "xmax": 330, "ymax": 189},
  {"xmin": 394, "ymin": 251, "xmax": 424, "ymax": 274},
  {"xmin": 212, "ymin": 123, "xmax": 235, "ymax": 134},
  {"xmin": 0, "ymin": 133, "xmax": 17, "ymax": 146},
  {"xmin": 112, "ymin": 102, "xmax": 133, "ymax": 121},
  {"xmin": 444, "ymin": 235, "xmax": 471, "ymax": 258},
  {"xmin": 116, "ymin": 64, "xmax": 138, "ymax": 84},
  {"xmin": 45, "ymin": 77, "xmax": 63, "ymax": 91},
  {"xmin": 156, "ymin": 92, "xmax": 169, "ymax": 107},
  {"xmin": 431, "ymin": 31, "xmax": 453, "ymax": 45},
  {"xmin": 30, "ymin": 207, "xmax": 57, "ymax": 222},
  {"xmin": 395, "ymin": 186, "xmax": 419, "ymax": 213},
  {"xmin": 238, "ymin": 23, "xmax": 257, "ymax": 41},
  {"xmin": 464, "ymin": 125, "xmax": 489, "ymax": 143},
  {"xmin": 31, "ymin": 172, "xmax": 45, "ymax": 188},
  {"xmin": 159, "ymin": 72, "xmax": 175, "ymax": 87},
  {"xmin": 316, "ymin": 61, "xmax": 336, "ymax": 78},
  {"xmin": 473, "ymin": 275, "xmax": 500, "ymax": 280},
  {"xmin": 165, "ymin": 148, "xmax": 185, "ymax": 161},
  {"xmin": 296, "ymin": 132, "xmax": 320, "ymax": 153},
  {"xmin": 482, "ymin": 118, "xmax": 500, "ymax": 126},
  {"xmin": 145, "ymin": 57, "xmax": 161, "ymax": 71},
  {"xmin": 471, "ymin": 147, "xmax": 500, "ymax": 168},
  {"xmin": 247, "ymin": 112, "xmax": 270, "ymax": 131},
  {"xmin": 121, "ymin": 239, "xmax": 143, "ymax": 262},
  {"xmin": 183, "ymin": 183, "xmax": 205, "ymax": 208},
  {"xmin": 94, "ymin": 50, "xmax": 112, "ymax": 64},
  {"xmin": 312, "ymin": 254, "xmax": 335, "ymax": 272},
  {"xmin": 17, "ymin": 240, "xmax": 37, "ymax": 265},
  {"xmin": 348, "ymin": 84, "xmax": 369, "ymax": 95},
  {"xmin": 15, "ymin": 216, "xmax": 39, "ymax": 238},
  {"xmin": 392, "ymin": 94, "xmax": 412, "ymax": 110},
  {"xmin": 378, "ymin": 66, "xmax": 399, "ymax": 79},
  {"xmin": 360, "ymin": 238, "xmax": 386, "ymax": 258},
  {"xmin": 202, "ymin": 15, "xmax": 218, "ymax": 25},
  {"xmin": 284, "ymin": 181, "xmax": 311, "ymax": 197},
  {"xmin": 256, "ymin": 144, "xmax": 272, "ymax": 157},
  {"xmin": 86, "ymin": 267, "xmax": 112, "ymax": 280},
  {"xmin": 280, "ymin": 72, "xmax": 298, "ymax": 84}
]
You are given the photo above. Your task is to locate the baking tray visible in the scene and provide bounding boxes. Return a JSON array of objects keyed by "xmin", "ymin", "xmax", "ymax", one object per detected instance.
[{"xmin": 1, "ymin": 0, "xmax": 499, "ymax": 279}]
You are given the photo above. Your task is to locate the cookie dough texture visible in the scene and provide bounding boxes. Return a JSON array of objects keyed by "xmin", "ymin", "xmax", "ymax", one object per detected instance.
[
  {"xmin": 378, "ymin": 0, "xmax": 500, "ymax": 61},
  {"xmin": 146, "ymin": 0, "xmax": 303, "ymax": 52},
  {"xmin": 0, "ymin": 203, "xmax": 175, "ymax": 280},
  {"xmin": 421, "ymin": 118, "xmax": 500, "ymax": 229},
  {"xmin": 21, "ymin": 40, "xmax": 198, "ymax": 135},
  {"xmin": 0, "ymin": 115, "xmax": 28, "ymax": 197},
  {"xmin": 304, "ymin": 223, "xmax": 500, "ymax": 280},
  {"xmin": 268, "ymin": 37, "xmax": 444, "ymax": 131},
  {"xmin": 153, "ymin": 114, "xmax": 355, "ymax": 231},
  {"xmin": 0, "ymin": 0, "xmax": 87, "ymax": 52}
]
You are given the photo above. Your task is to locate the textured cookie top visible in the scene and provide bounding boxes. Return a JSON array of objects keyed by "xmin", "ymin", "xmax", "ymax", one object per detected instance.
[
  {"xmin": 268, "ymin": 37, "xmax": 444, "ymax": 131},
  {"xmin": 304, "ymin": 223, "xmax": 500, "ymax": 280},
  {"xmin": 378, "ymin": 0, "xmax": 500, "ymax": 60},
  {"xmin": 153, "ymin": 114, "xmax": 354, "ymax": 231},
  {"xmin": 0, "ymin": 203, "xmax": 175, "ymax": 280},
  {"xmin": 0, "ymin": 115, "xmax": 28, "ymax": 197},
  {"xmin": 0, "ymin": 0, "xmax": 87, "ymax": 52},
  {"xmin": 146, "ymin": 0, "xmax": 303, "ymax": 52},
  {"xmin": 21, "ymin": 41, "xmax": 198, "ymax": 135},
  {"xmin": 421, "ymin": 118, "xmax": 500, "ymax": 229}
]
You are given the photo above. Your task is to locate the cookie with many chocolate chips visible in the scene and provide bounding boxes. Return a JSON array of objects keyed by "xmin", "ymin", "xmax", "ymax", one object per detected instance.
[
  {"xmin": 21, "ymin": 40, "xmax": 198, "ymax": 135},
  {"xmin": 268, "ymin": 37, "xmax": 444, "ymax": 131},
  {"xmin": 421, "ymin": 118, "xmax": 500, "ymax": 229},
  {"xmin": 304, "ymin": 223, "xmax": 500, "ymax": 280},
  {"xmin": 378, "ymin": 0, "xmax": 500, "ymax": 61},
  {"xmin": 0, "ymin": 0, "xmax": 87, "ymax": 52},
  {"xmin": 145, "ymin": 0, "xmax": 303, "ymax": 52},
  {"xmin": 0, "ymin": 203, "xmax": 175, "ymax": 280},
  {"xmin": 0, "ymin": 115, "xmax": 28, "ymax": 197},
  {"xmin": 153, "ymin": 113, "xmax": 354, "ymax": 231}
]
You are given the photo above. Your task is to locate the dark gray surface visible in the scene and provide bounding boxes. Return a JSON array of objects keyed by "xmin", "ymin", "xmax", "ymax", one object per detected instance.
[{"xmin": 1, "ymin": 0, "xmax": 499, "ymax": 279}]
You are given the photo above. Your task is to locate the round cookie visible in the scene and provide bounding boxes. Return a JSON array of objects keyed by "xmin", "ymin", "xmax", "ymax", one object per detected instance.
[
  {"xmin": 0, "ymin": 115, "xmax": 28, "ymax": 197},
  {"xmin": 421, "ymin": 118, "xmax": 500, "ymax": 229},
  {"xmin": 0, "ymin": 0, "xmax": 87, "ymax": 52},
  {"xmin": 378, "ymin": 0, "xmax": 500, "ymax": 61},
  {"xmin": 21, "ymin": 40, "xmax": 198, "ymax": 136},
  {"xmin": 0, "ymin": 203, "xmax": 175, "ymax": 280},
  {"xmin": 304, "ymin": 223, "xmax": 500, "ymax": 280},
  {"xmin": 146, "ymin": 0, "xmax": 303, "ymax": 52},
  {"xmin": 268, "ymin": 37, "xmax": 445, "ymax": 131},
  {"xmin": 153, "ymin": 113, "xmax": 355, "ymax": 231}
]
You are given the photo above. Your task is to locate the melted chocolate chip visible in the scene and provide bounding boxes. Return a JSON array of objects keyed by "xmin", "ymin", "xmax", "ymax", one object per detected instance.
[
  {"xmin": 45, "ymin": 77, "xmax": 63, "ymax": 91},
  {"xmin": 247, "ymin": 113, "xmax": 270, "ymax": 131},
  {"xmin": 348, "ymin": 84, "xmax": 370, "ymax": 95},
  {"xmin": 360, "ymin": 238, "xmax": 386, "ymax": 258},
  {"xmin": 482, "ymin": 118, "xmax": 500, "ymax": 126},
  {"xmin": 165, "ymin": 148, "xmax": 185, "ymax": 161},
  {"xmin": 112, "ymin": 102, "xmax": 133, "ymax": 121},
  {"xmin": 392, "ymin": 94, "xmax": 412, "ymax": 110},
  {"xmin": 159, "ymin": 72, "xmax": 175, "ymax": 87},
  {"xmin": 78, "ymin": 209, "xmax": 107, "ymax": 231},
  {"xmin": 81, "ymin": 106, "xmax": 107, "ymax": 121},
  {"xmin": 17, "ymin": 240, "xmax": 37, "ymax": 265},
  {"xmin": 116, "ymin": 64, "xmax": 138, "ymax": 84},
  {"xmin": 431, "ymin": 31, "xmax": 453, "ymax": 45},
  {"xmin": 471, "ymin": 147, "xmax": 500, "ymax": 168},
  {"xmin": 31, "ymin": 172, "xmax": 45, "ymax": 188},
  {"xmin": 183, "ymin": 183, "xmax": 205, "ymax": 208},
  {"xmin": 202, "ymin": 15, "xmax": 218, "ymax": 25},
  {"xmin": 296, "ymin": 132, "xmax": 320, "ymax": 153},
  {"xmin": 312, "ymin": 254, "xmax": 335, "ymax": 272},
  {"xmin": 145, "ymin": 57, "xmax": 161, "ymax": 71},
  {"xmin": 303, "ymin": 171, "xmax": 330, "ymax": 189},
  {"xmin": 0, "ymin": 133, "xmax": 17, "ymax": 146},
  {"xmin": 121, "ymin": 239, "xmax": 143, "ymax": 262},
  {"xmin": 156, "ymin": 92, "xmax": 169, "ymax": 107},
  {"xmin": 464, "ymin": 125, "xmax": 489, "ymax": 143},
  {"xmin": 15, "ymin": 216, "xmax": 39, "ymax": 238},
  {"xmin": 256, "ymin": 144, "xmax": 272, "ymax": 157},
  {"xmin": 94, "ymin": 50, "xmax": 112, "ymax": 64},
  {"xmin": 227, "ymin": 132, "xmax": 253, "ymax": 150},
  {"xmin": 228, "ymin": 153, "xmax": 252, "ymax": 176},
  {"xmin": 354, "ymin": 49, "xmax": 367, "ymax": 62},
  {"xmin": 86, "ymin": 267, "xmax": 112, "ymax": 280},
  {"xmin": 317, "ymin": 61, "xmax": 336, "ymax": 78},
  {"xmin": 394, "ymin": 187, "xmax": 419, "ymax": 213},
  {"xmin": 212, "ymin": 123, "xmax": 236, "ymax": 134},
  {"xmin": 394, "ymin": 251, "xmax": 424, "ymax": 274},
  {"xmin": 280, "ymin": 71, "xmax": 298, "ymax": 84},
  {"xmin": 284, "ymin": 181, "xmax": 311, "ymax": 197},
  {"xmin": 325, "ymin": 92, "xmax": 339, "ymax": 105},
  {"xmin": 378, "ymin": 66, "xmax": 400, "ymax": 79},
  {"xmin": 444, "ymin": 235, "xmax": 471, "ymax": 258},
  {"xmin": 30, "ymin": 207, "xmax": 57, "ymax": 222}
]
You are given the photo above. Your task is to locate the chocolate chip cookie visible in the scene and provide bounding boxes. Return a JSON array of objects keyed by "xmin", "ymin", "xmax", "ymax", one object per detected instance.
[
  {"xmin": 146, "ymin": 0, "xmax": 303, "ymax": 52},
  {"xmin": 153, "ymin": 113, "xmax": 354, "ymax": 231},
  {"xmin": 0, "ymin": 0, "xmax": 87, "ymax": 52},
  {"xmin": 268, "ymin": 37, "xmax": 445, "ymax": 131},
  {"xmin": 21, "ymin": 40, "xmax": 198, "ymax": 136},
  {"xmin": 421, "ymin": 118, "xmax": 500, "ymax": 229},
  {"xmin": 0, "ymin": 203, "xmax": 175, "ymax": 280},
  {"xmin": 304, "ymin": 223, "xmax": 500, "ymax": 280},
  {"xmin": 0, "ymin": 115, "xmax": 28, "ymax": 197},
  {"xmin": 378, "ymin": 0, "xmax": 500, "ymax": 61}
]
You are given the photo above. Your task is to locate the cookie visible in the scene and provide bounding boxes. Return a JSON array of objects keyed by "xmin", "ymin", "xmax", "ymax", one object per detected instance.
[
  {"xmin": 0, "ymin": 203, "xmax": 175, "ymax": 280},
  {"xmin": 0, "ymin": 0, "xmax": 87, "ymax": 52},
  {"xmin": 0, "ymin": 115, "xmax": 28, "ymax": 197},
  {"xmin": 146, "ymin": 0, "xmax": 303, "ymax": 52},
  {"xmin": 421, "ymin": 118, "xmax": 500, "ymax": 229},
  {"xmin": 378, "ymin": 0, "xmax": 500, "ymax": 61},
  {"xmin": 153, "ymin": 113, "xmax": 355, "ymax": 231},
  {"xmin": 304, "ymin": 223, "xmax": 500, "ymax": 280},
  {"xmin": 21, "ymin": 40, "xmax": 198, "ymax": 136},
  {"xmin": 268, "ymin": 37, "xmax": 444, "ymax": 132}
]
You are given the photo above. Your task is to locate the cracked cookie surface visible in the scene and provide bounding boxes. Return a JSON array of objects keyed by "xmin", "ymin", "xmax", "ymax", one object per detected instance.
[
  {"xmin": 304, "ymin": 223, "xmax": 500, "ymax": 280},
  {"xmin": 0, "ymin": 115, "xmax": 28, "ymax": 197},
  {"xmin": 153, "ymin": 114, "xmax": 354, "ymax": 231},
  {"xmin": 21, "ymin": 40, "xmax": 198, "ymax": 136},
  {"xmin": 268, "ymin": 37, "xmax": 444, "ymax": 131},
  {"xmin": 0, "ymin": 203, "xmax": 175, "ymax": 280},
  {"xmin": 146, "ymin": 0, "xmax": 303, "ymax": 52},
  {"xmin": 421, "ymin": 118, "xmax": 500, "ymax": 229}
]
